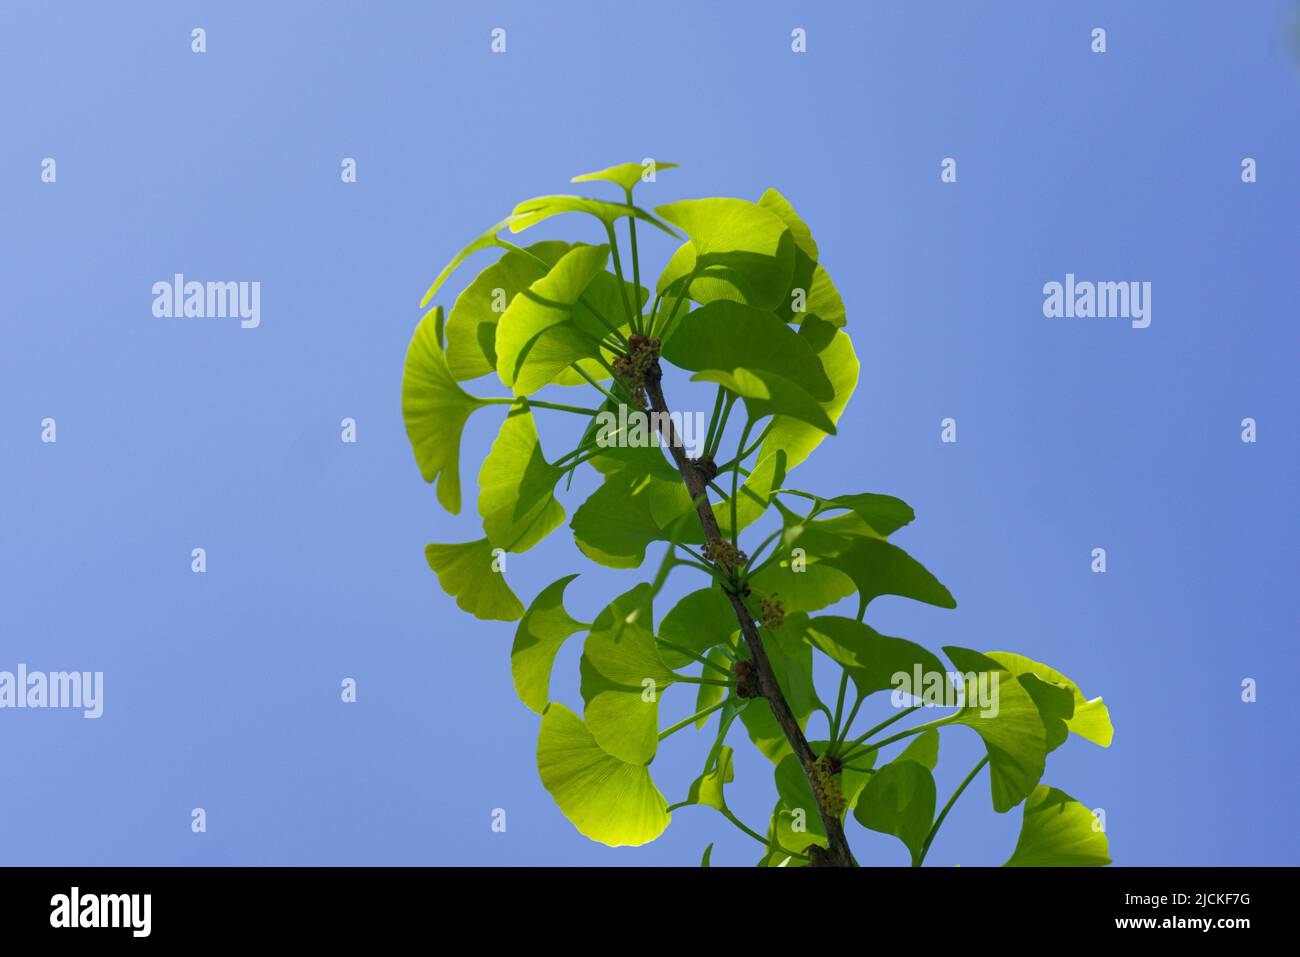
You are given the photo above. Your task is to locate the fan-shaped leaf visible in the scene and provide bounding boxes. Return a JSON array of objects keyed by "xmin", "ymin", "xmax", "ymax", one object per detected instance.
[
  {"xmin": 536, "ymin": 703, "xmax": 670, "ymax": 847},
  {"xmin": 944, "ymin": 647, "xmax": 1048, "ymax": 813},
  {"xmin": 854, "ymin": 757, "xmax": 936, "ymax": 861},
  {"xmin": 420, "ymin": 216, "xmax": 517, "ymax": 309},
  {"xmin": 693, "ymin": 369, "xmax": 836, "ymax": 434},
  {"xmin": 986, "ymin": 652, "xmax": 1113, "ymax": 748},
  {"xmin": 477, "ymin": 406, "xmax": 566, "ymax": 553},
  {"xmin": 572, "ymin": 161, "xmax": 679, "ymax": 192},
  {"xmin": 654, "ymin": 198, "xmax": 795, "ymax": 311},
  {"xmin": 823, "ymin": 537, "xmax": 957, "ymax": 612},
  {"xmin": 569, "ymin": 467, "xmax": 691, "ymax": 569},
  {"xmin": 1004, "ymin": 785, "xmax": 1111, "ymax": 866},
  {"xmin": 580, "ymin": 585, "xmax": 672, "ymax": 764},
  {"xmin": 747, "ymin": 559, "xmax": 856, "ymax": 615},
  {"xmin": 758, "ymin": 189, "xmax": 846, "ymax": 328},
  {"xmin": 804, "ymin": 616, "xmax": 950, "ymax": 702},
  {"xmin": 509, "ymin": 195, "xmax": 679, "ymax": 238},
  {"xmin": 511, "ymin": 575, "xmax": 587, "ymax": 713},
  {"xmin": 444, "ymin": 240, "xmax": 572, "ymax": 380},
  {"xmin": 760, "ymin": 316, "xmax": 858, "ymax": 472},
  {"xmin": 494, "ymin": 245, "xmax": 611, "ymax": 395},
  {"xmin": 424, "ymin": 539, "xmax": 523, "ymax": 622},
  {"xmin": 401, "ymin": 306, "xmax": 490, "ymax": 513},
  {"xmin": 659, "ymin": 587, "xmax": 739, "ymax": 668},
  {"xmin": 661, "ymin": 300, "xmax": 833, "ymax": 401}
]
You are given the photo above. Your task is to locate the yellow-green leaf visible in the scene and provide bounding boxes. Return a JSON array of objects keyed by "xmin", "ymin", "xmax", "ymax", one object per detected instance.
[
  {"xmin": 401, "ymin": 306, "xmax": 489, "ymax": 513},
  {"xmin": 477, "ymin": 406, "xmax": 566, "ymax": 553},
  {"xmin": 536, "ymin": 703, "xmax": 670, "ymax": 847},
  {"xmin": 1004, "ymin": 785, "xmax": 1111, "ymax": 866},
  {"xmin": 511, "ymin": 575, "xmax": 587, "ymax": 713},
  {"xmin": 423, "ymin": 538, "xmax": 523, "ymax": 622}
]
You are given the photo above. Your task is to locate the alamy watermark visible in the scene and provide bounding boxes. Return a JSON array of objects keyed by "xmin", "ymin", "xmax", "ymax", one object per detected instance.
[
  {"xmin": 594, "ymin": 405, "xmax": 707, "ymax": 457},
  {"xmin": 1043, "ymin": 273, "xmax": 1151, "ymax": 328},
  {"xmin": 152, "ymin": 274, "xmax": 260, "ymax": 329},
  {"xmin": 891, "ymin": 665, "xmax": 1000, "ymax": 718},
  {"xmin": 50, "ymin": 887, "xmax": 150, "ymax": 937},
  {"xmin": 0, "ymin": 664, "xmax": 103, "ymax": 718}
]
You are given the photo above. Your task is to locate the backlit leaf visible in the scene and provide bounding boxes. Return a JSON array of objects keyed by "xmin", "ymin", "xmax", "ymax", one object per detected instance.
[
  {"xmin": 401, "ymin": 306, "xmax": 489, "ymax": 513},
  {"xmin": 580, "ymin": 584, "xmax": 672, "ymax": 764},
  {"xmin": 509, "ymin": 195, "xmax": 679, "ymax": 238},
  {"xmin": 536, "ymin": 703, "xmax": 670, "ymax": 847},
  {"xmin": 420, "ymin": 216, "xmax": 516, "ymax": 309},
  {"xmin": 477, "ymin": 406, "xmax": 566, "ymax": 553},
  {"xmin": 661, "ymin": 300, "xmax": 833, "ymax": 401},
  {"xmin": 572, "ymin": 161, "xmax": 679, "ymax": 193},
  {"xmin": 654, "ymin": 198, "xmax": 795, "ymax": 311},
  {"xmin": 424, "ymin": 538, "xmax": 523, "ymax": 621},
  {"xmin": 1004, "ymin": 786, "xmax": 1111, "ymax": 866},
  {"xmin": 511, "ymin": 575, "xmax": 587, "ymax": 713},
  {"xmin": 444, "ymin": 240, "xmax": 571, "ymax": 380},
  {"xmin": 494, "ymin": 244, "xmax": 610, "ymax": 395},
  {"xmin": 804, "ymin": 616, "xmax": 950, "ymax": 702},
  {"xmin": 986, "ymin": 652, "xmax": 1113, "ymax": 748},
  {"xmin": 945, "ymin": 647, "xmax": 1048, "ymax": 813},
  {"xmin": 854, "ymin": 756, "xmax": 936, "ymax": 862}
]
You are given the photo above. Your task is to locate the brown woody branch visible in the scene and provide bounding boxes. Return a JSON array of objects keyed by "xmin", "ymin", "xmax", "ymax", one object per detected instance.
[{"xmin": 644, "ymin": 365, "xmax": 857, "ymax": 867}]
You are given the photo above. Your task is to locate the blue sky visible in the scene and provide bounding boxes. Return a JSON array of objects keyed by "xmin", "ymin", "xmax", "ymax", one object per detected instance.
[{"xmin": 1, "ymin": 0, "xmax": 1296, "ymax": 865}]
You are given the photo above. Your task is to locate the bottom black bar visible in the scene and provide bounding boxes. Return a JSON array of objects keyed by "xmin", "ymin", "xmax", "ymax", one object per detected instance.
[{"xmin": 0, "ymin": 866, "xmax": 1283, "ymax": 941}]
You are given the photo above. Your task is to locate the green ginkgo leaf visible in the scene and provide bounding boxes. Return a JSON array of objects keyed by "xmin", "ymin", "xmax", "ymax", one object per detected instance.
[
  {"xmin": 654, "ymin": 198, "xmax": 795, "ymax": 311},
  {"xmin": 570, "ymin": 468, "xmax": 683, "ymax": 569},
  {"xmin": 477, "ymin": 406, "xmax": 566, "ymax": 553},
  {"xmin": 536, "ymin": 702, "xmax": 670, "ymax": 847},
  {"xmin": 944, "ymin": 647, "xmax": 1048, "ymax": 813},
  {"xmin": 758, "ymin": 189, "xmax": 846, "ymax": 328},
  {"xmin": 424, "ymin": 539, "xmax": 524, "ymax": 622},
  {"xmin": 747, "ymin": 559, "xmax": 856, "ymax": 615},
  {"xmin": 775, "ymin": 509, "xmax": 882, "ymax": 560},
  {"xmin": 572, "ymin": 161, "xmax": 679, "ymax": 192},
  {"xmin": 714, "ymin": 447, "xmax": 790, "ymax": 540},
  {"xmin": 401, "ymin": 306, "xmax": 490, "ymax": 513},
  {"xmin": 509, "ymin": 195, "xmax": 679, "ymax": 238},
  {"xmin": 1004, "ymin": 785, "xmax": 1111, "ymax": 866},
  {"xmin": 683, "ymin": 744, "xmax": 735, "ymax": 812},
  {"xmin": 444, "ymin": 240, "xmax": 572, "ymax": 380},
  {"xmin": 897, "ymin": 728, "xmax": 941, "ymax": 770},
  {"xmin": 764, "ymin": 802, "xmax": 817, "ymax": 866},
  {"xmin": 823, "ymin": 537, "xmax": 957, "ymax": 613},
  {"xmin": 854, "ymin": 756, "xmax": 937, "ymax": 862},
  {"xmin": 580, "ymin": 584, "xmax": 673, "ymax": 765},
  {"xmin": 986, "ymin": 652, "xmax": 1113, "ymax": 748},
  {"xmin": 661, "ymin": 300, "xmax": 833, "ymax": 401},
  {"xmin": 780, "ymin": 491, "xmax": 916, "ymax": 539},
  {"xmin": 658, "ymin": 587, "xmax": 739, "ymax": 669},
  {"xmin": 804, "ymin": 616, "xmax": 950, "ymax": 702},
  {"xmin": 511, "ymin": 575, "xmax": 587, "ymax": 713},
  {"xmin": 494, "ymin": 244, "xmax": 611, "ymax": 395},
  {"xmin": 693, "ymin": 368, "xmax": 837, "ymax": 435},
  {"xmin": 420, "ymin": 216, "xmax": 516, "ymax": 309},
  {"xmin": 1016, "ymin": 673, "xmax": 1077, "ymax": 753},
  {"xmin": 760, "ymin": 316, "xmax": 858, "ymax": 473}
]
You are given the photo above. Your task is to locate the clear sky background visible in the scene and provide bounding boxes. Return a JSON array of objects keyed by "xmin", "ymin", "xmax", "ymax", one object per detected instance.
[{"xmin": 1, "ymin": 1, "xmax": 1296, "ymax": 866}]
